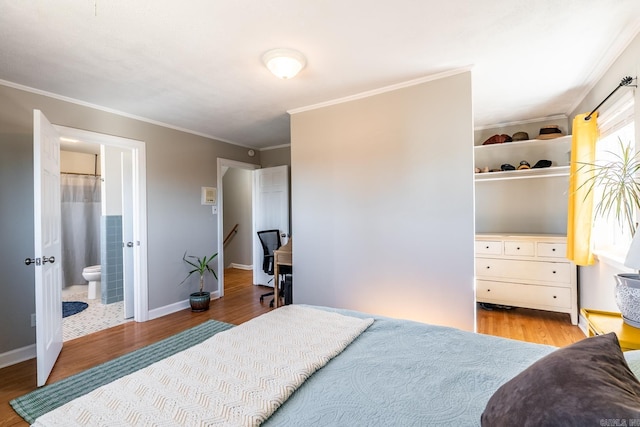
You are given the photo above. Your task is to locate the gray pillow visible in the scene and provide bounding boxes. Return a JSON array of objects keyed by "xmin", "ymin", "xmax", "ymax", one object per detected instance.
[{"xmin": 481, "ymin": 332, "xmax": 640, "ymax": 426}]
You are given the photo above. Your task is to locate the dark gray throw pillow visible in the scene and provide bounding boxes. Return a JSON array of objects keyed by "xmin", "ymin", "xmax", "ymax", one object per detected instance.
[{"xmin": 481, "ymin": 332, "xmax": 640, "ymax": 426}]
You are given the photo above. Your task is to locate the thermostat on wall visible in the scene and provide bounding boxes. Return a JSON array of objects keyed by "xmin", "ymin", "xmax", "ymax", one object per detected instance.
[{"xmin": 201, "ymin": 186, "xmax": 217, "ymax": 205}]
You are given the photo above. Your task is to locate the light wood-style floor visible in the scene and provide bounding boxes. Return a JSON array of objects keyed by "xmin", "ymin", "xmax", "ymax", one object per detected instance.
[{"xmin": 0, "ymin": 268, "xmax": 585, "ymax": 426}]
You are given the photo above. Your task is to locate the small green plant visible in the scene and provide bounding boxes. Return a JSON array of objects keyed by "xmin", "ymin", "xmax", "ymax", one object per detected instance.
[
  {"xmin": 180, "ymin": 252, "xmax": 218, "ymax": 293},
  {"xmin": 577, "ymin": 139, "xmax": 640, "ymax": 235}
]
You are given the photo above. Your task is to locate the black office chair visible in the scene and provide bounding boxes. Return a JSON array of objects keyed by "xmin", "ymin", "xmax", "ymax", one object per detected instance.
[{"xmin": 257, "ymin": 229, "xmax": 292, "ymax": 307}]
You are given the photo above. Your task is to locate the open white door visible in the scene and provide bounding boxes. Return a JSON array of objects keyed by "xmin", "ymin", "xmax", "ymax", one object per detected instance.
[
  {"xmin": 33, "ymin": 110, "xmax": 63, "ymax": 386},
  {"xmin": 253, "ymin": 165, "xmax": 290, "ymax": 287},
  {"xmin": 121, "ymin": 150, "xmax": 134, "ymax": 319}
]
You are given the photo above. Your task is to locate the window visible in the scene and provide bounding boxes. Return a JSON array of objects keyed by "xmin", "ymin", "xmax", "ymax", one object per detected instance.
[{"xmin": 591, "ymin": 92, "xmax": 636, "ymax": 259}]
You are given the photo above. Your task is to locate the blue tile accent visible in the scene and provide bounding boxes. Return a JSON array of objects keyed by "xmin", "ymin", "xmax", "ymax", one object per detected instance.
[{"xmin": 100, "ymin": 215, "xmax": 124, "ymax": 304}]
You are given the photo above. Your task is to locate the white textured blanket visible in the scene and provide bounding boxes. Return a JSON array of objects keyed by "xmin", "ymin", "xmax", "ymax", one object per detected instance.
[{"xmin": 33, "ymin": 305, "xmax": 373, "ymax": 427}]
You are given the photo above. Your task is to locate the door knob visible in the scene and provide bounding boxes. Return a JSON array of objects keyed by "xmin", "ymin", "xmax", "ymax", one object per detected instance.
[
  {"xmin": 42, "ymin": 256, "xmax": 55, "ymax": 264},
  {"xmin": 25, "ymin": 257, "xmax": 37, "ymax": 266},
  {"xmin": 126, "ymin": 242, "xmax": 134, "ymax": 248}
]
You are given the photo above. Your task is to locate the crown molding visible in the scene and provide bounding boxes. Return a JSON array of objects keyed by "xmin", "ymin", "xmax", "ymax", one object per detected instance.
[
  {"xmin": 473, "ymin": 114, "xmax": 569, "ymax": 131},
  {"xmin": 0, "ymin": 79, "xmax": 252, "ymax": 148},
  {"xmin": 287, "ymin": 66, "xmax": 473, "ymax": 115}
]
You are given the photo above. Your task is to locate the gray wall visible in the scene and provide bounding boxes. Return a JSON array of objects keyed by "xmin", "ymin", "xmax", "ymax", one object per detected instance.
[
  {"xmin": 474, "ymin": 117, "xmax": 571, "ymax": 235},
  {"xmin": 0, "ymin": 83, "xmax": 254, "ymax": 355},
  {"xmin": 569, "ymin": 31, "xmax": 640, "ymax": 314},
  {"xmin": 222, "ymin": 168, "xmax": 253, "ymax": 267},
  {"xmin": 290, "ymin": 72, "xmax": 476, "ymax": 331},
  {"xmin": 260, "ymin": 146, "xmax": 291, "ymax": 168}
]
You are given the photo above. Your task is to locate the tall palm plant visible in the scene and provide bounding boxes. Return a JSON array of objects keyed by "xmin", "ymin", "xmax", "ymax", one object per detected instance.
[
  {"xmin": 577, "ymin": 139, "xmax": 640, "ymax": 236},
  {"xmin": 181, "ymin": 252, "xmax": 218, "ymax": 294}
]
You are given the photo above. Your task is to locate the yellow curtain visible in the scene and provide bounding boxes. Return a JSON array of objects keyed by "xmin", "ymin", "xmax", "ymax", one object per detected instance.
[{"xmin": 566, "ymin": 112, "xmax": 599, "ymax": 266}]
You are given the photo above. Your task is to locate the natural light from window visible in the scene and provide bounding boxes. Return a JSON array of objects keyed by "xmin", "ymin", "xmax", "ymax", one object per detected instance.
[{"xmin": 592, "ymin": 93, "xmax": 636, "ymax": 261}]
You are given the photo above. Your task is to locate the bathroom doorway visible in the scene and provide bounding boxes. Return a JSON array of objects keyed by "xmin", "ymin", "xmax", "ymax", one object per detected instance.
[{"xmin": 54, "ymin": 126, "xmax": 149, "ymax": 339}]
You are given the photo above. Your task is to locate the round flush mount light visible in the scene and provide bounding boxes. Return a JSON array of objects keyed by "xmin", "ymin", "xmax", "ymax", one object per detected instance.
[{"xmin": 262, "ymin": 48, "xmax": 306, "ymax": 79}]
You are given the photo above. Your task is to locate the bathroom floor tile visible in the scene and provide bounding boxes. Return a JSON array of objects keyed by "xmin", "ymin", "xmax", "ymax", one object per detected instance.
[{"xmin": 62, "ymin": 285, "xmax": 130, "ymax": 341}]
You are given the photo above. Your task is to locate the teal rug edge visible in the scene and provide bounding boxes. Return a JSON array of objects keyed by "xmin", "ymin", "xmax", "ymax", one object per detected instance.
[{"xmin": 10, "ymin": 319, "xmax": 234, "ymax": 424}]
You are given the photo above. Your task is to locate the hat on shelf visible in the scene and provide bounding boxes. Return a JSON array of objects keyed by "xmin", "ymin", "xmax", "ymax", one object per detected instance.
[
  {"xmin": 517, "ymin": 160, "xmax": 531, "ymax": 170},
  {"xmin": 536, "ymin": 125, "xmax": 565, "ymax": 140},
  {"xmin": 512, "ymin": 131, "xmax": 529, "ymax": 141},
  {"xmin": 482, "ymin": 134, "xmax": 512, "ymax": 145},
  {"xmin": 532, "ymin": 159, "xmax": 552, "ymax": 168},
  {"xmin": 501, "ymin": 163, "xmax": 516, "ymax": 171}
]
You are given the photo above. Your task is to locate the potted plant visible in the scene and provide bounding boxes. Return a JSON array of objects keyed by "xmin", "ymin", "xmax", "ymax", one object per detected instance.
[
  {"xmin": 578, "ymin": 139, "xmax": 640, "ymax": 326},
  {"xmin": 181, "ymin": 251, "xmax": 218, "ymax": 312}
]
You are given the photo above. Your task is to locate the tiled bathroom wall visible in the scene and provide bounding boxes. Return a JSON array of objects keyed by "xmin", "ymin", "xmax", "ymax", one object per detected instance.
[{"xmin": 101, "ymin": 215, "xmax": 123, "ymax": 304}]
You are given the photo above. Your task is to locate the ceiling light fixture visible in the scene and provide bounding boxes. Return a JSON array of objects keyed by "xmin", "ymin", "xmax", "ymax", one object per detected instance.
[{"xmin": 262, "ymin": 48, "xmax": 306, "ymax": 79}]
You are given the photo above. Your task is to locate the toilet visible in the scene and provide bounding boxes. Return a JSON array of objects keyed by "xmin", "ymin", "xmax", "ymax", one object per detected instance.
[{"xmin": 82, "ymin": 265, "xmax": 101, "ymax": 300}]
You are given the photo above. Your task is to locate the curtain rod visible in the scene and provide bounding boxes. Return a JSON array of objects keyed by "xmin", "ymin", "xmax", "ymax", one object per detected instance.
[{"xmin": 585, "ymin": 76, "xmax": 636, "ymax": 121}]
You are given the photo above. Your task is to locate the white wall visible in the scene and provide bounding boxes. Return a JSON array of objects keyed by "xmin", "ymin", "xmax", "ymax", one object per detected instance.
[
  {"xmin": 101, "ymin": 145, "xmax": 124, "ymax": 216},
  {"xmin": 290, "ymin": 71, "xmax": 475, "ymax": 331},
  {"xmin": 60, "ymin": 151, "xmax": 101, "ymax": 175}
]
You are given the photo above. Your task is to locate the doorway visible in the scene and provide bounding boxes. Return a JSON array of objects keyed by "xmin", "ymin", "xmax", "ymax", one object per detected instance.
[
  {"xmin": 216, "ymin": 159, "xmax": 260, "ymax": 298},
  {"xmin": 33, "ymin": 112, "xmax": 148, "ymax": 386},
  {"xmin": 53, "ymin": 125, "xmax": 149, "ymax": 323},
  {"xmin": 216, "ymin": 160, "xmax": 291, "ymax": 299}
]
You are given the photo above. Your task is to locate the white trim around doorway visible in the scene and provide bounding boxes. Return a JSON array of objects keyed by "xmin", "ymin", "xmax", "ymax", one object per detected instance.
[
  {"xmin": 216, "ymin": 158, "xmax": 260, "ymax": 298},
  {"xmin": 54, "ymin": 125, "xmax": 149, "ymax": 322}
]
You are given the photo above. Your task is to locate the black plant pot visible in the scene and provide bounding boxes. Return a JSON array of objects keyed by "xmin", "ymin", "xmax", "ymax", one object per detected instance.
[{"xmin": 189, "ymin": 291, "xmax": 211, "ymax": 312}]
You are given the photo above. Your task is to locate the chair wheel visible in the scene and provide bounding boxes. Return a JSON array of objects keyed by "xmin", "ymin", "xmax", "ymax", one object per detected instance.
[{"xmin": 269, "ymin": 300, "xmax": 274, "ymax": 308}]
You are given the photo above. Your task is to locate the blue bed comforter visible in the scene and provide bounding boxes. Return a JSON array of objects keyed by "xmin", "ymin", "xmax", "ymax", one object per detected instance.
[{"xmin": 263, "ymin": 307, "xmax": 556, "ymax": 426}]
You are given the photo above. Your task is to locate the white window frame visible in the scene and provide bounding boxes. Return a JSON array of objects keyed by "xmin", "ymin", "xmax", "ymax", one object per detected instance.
[{"xmin": 592, "ymin": 91, "xmax": 636, "ymax": 262}]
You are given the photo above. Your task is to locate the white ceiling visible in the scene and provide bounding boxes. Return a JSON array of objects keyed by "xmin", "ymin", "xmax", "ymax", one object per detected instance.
[{"xmin": 1, "ymin": 0, "xmax": 639, "ymax": 150}]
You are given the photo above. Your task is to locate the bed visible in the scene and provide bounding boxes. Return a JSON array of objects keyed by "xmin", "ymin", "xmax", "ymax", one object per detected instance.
[{"xmin": 28, "ymin": 305, "xmax": 640, "ymax": 426}]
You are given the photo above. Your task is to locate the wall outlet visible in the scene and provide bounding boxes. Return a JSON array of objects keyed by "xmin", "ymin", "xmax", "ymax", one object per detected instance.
[{"xmin": 31, "ymin": 313, "xmax": 36, "ymax": 327}]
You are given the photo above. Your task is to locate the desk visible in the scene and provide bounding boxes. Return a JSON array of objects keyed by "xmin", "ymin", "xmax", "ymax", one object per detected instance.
[
  {"xmin": 273, "ymin": 238, "xmax": 292, "ymax": 308},
  {"xmin": 581, "ymin": 308, "xmax": 640, "ymax": 351}
]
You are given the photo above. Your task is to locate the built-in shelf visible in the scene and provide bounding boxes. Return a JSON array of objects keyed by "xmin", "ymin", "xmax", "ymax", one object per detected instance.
[
  {"xmin": 474, "ymin": 135, "xmax": 572, "ymax": 182},
  {"xmin": 474, "ymin": 165, "xmax": 570, "ymax": 181}
]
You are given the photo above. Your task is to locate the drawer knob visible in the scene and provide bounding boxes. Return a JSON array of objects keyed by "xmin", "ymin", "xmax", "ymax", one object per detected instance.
[
  {"xmin": 552, "ymin": 271, "xmax": 556, "ymax": 274},
  {"xmin": 486, "ymin": 266, "xmax": 490, "ymax": 269},
  {"xmin": 553, "ymin": 296, "xmax": 557, "ymax": 299},
  {"xmin": 485, "ymin": 246, "xmax": 489, "ymax": 249},
  {"xmin": 487, "ymin": 289, "xmax": 491, "ymax": 292},
  {"xmin": 516, "ymin": 247, "xmax": 520, "ymax": 250},
  {"xmin": 552, "ymin": 248, "xmax": 556, "ymax": 252}
]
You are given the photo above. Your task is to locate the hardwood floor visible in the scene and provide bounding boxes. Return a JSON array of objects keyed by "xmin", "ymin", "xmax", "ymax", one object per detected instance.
[
  {"xmin": 0, "ymin": 268, "xmax": 585, "ymax": 425},
  {"xmin": 476, "ymin": 304, "xmax": 585, "ymax": 347}
]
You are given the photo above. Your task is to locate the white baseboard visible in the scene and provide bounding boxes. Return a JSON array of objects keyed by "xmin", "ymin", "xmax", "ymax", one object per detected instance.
[
  {"xmin": 577, "ymin": 313, "xmax": 588, "ymax": 337},
  {"xmin": 0, "ymin": 344, "xmax": 36, "ymax": 368},
  {"xmin": 1, "ymin": 292, "xmax": 225, "ymax": 368},
  {"xmin": 229, "ymin": 263, "xmax": 252, "ymax": 270},
  {"xmin": 147, "ymin": 291, "xmax": 222, "ymax": 320}
]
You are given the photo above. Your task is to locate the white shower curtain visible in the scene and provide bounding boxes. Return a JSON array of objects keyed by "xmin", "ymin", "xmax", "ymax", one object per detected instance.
[{"xmin": 61, "ymin": 174, "xmax": 101, "ymax": 288}]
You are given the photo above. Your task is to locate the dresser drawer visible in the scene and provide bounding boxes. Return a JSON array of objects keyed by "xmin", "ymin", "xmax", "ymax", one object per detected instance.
[
  {"xmin": 476, "ymin": 280, "xmax": 571, "ymax": 308},
  {"xmin": 537, "ymin": 242, "xmax": 566, "ymax": 258},
  {"xmin": 475, "ymin": 240, "xmax": 502, "ymax": 255},
  {"xmin": 504, "ymin": 241, "xmax": 535, "ymax": 256},
  {"xmin": 476, "ymin": 258, "xmax": 571, "ymax": 284}
]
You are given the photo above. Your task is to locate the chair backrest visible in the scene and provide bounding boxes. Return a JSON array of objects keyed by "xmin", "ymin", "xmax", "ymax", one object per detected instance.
[{"xmin": 257, "ymin": 229, "xmax": 281, "ymax": 275}]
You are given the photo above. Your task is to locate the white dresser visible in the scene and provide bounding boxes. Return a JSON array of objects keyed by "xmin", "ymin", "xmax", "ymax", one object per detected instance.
[{"xmin": 475, "ymin": 233, "xmax": 578, "ymax": 325}]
